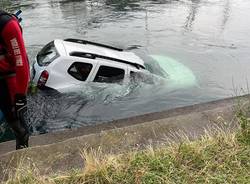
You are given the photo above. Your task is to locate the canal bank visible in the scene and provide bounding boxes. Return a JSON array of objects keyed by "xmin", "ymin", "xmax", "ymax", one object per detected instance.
[{"xmin": 0, "ymin": 94, "xmax": 247, "ymax": 181}]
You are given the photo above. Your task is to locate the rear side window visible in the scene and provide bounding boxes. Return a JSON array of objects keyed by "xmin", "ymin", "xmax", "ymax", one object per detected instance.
[
  {"xmin": 68, "ymin": 62, "xmax": 93, "ymax": 81},
  {"xmin": 94, "ymin": 66, "xmax": 125, "ymax": 83},
  {"xmin": 37, "ymin": 41, "xmax": 59, "ymax": 66}
]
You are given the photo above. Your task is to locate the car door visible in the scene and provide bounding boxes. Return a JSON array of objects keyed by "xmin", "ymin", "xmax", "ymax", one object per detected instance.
[{"xmin": 90, "ymin": 62, "xmax": 128, "ymax": 84}]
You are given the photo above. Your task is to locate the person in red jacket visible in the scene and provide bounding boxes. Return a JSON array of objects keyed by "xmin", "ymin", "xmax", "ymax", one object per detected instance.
[{"xmin": 0, "ymin": 10, "xmax": 30, "ymax": 149}]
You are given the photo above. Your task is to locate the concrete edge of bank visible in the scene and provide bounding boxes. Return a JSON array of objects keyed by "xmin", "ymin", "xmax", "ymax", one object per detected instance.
[{"xmin": 0, "ymin": 95, "xmax": 248, "ymax": 180}]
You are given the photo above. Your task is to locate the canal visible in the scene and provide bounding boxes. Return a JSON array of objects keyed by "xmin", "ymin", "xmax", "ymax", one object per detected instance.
[{"xmin": 1, "ymin": 0, "xmax": 250, "ymax": 138}]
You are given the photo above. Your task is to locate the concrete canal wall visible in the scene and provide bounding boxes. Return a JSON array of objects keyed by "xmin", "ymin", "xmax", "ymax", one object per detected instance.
[{"xmin": 0, "ymin": 95, "xmax": 247, "ymax": 180}]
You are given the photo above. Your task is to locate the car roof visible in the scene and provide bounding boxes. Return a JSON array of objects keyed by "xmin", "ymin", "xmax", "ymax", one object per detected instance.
[{"xmin": 54, "ymin": 39, "xmax": 145, "ymax": 69}]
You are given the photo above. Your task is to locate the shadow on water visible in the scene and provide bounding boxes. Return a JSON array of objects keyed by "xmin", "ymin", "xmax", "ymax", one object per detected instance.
[
  {"xmin": 0, "ymin": 0, "xmax": 39, "ymax": 11},
  {"xmin": 55, "ymin": 0, "xmax": 142, "ymax": 32},
  {"xmin": 56, "ymin": 0, "xmax": 173, "ymax": 20},
  {"xmin": 0, "ymin": 0, "xmax": 11, "ymax": 9},
  {"xmin": 184, "ymin": 0, "xmax": 201, "ymax": 32},
  {"xmin": 221, "ymin": 0, "xmax": 231, "ymax": 32}
]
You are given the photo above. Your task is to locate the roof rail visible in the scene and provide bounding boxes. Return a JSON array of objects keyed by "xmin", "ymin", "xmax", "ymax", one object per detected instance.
[
  {"xmin": 64, "ymin": 38, "xmax": 123, "ymax": 52},
  {"xmin": 70, "ymin": 52, "xmax": 145, "ymax": 69}
]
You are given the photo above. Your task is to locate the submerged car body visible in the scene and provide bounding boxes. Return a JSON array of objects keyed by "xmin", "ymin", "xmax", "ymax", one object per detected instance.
[
  {"xmin": 32, "ymin": 39, "xmax": 153, "ymax": 93},
  {"xmin": 32, "ymin": 38, "xmax": 197, "ymax": 93}
]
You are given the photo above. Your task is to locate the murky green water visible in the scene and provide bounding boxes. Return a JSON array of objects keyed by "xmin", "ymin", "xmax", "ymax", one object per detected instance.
[{"xmin": 1, "ymin": 0, "xmax": 250, "ymax": 137}]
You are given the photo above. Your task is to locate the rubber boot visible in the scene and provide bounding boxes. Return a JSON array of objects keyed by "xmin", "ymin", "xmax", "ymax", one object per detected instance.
[
  {"xmin": 7, "ymin": 119, "xmax": 29, "ymax": 150},
  {"xmin": 16, "ymin": 131, "xmax": 29, "ymax": 150}
]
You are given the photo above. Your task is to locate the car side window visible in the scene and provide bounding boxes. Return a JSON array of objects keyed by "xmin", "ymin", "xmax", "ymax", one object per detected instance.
[
  {"xmin": 94, "ymin": 66, "xmax": 125, "ymax": 83},
  {"xmin": 68, "ymin": 62, "xmax": 93, "ymax": 81}
]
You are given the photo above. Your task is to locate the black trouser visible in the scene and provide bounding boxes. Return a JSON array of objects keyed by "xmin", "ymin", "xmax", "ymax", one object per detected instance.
[{"xmin": 0, "ymin": 78, "xmax": 29, "ymax": 148}]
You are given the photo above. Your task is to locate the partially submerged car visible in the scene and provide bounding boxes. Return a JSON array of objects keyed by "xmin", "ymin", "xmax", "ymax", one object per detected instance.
[
  {"xmin": 32, "ymin": 38, "xmax": 197, "ymax": 93},
  {"xmin": 32, "ymin": 38, "xmax": 155, "ymax": 93}
]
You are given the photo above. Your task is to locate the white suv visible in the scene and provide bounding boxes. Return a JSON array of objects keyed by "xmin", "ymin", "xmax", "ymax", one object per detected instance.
[{"xmin": 32, "ymin": 39, "xmax": 153, "ymax": 93}]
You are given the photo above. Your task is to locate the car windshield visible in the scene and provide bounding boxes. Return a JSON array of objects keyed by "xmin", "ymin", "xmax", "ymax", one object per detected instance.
[{"xmin": 37, "ymin": 41, "xmax": 59, "ymax": 66}]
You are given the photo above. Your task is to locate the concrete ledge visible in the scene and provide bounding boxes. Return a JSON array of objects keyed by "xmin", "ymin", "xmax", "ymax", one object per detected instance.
[
  {"xmin": 0, "ymin": 95, "xmax": 243, "ymax": 155},
  {"xmin": 0, "ymin": 95, "xmax": 247, "ymax": 180}
]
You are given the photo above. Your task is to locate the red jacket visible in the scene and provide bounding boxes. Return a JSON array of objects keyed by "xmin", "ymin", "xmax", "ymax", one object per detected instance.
[{"xmin": 0, "ymin": 11, "xmax": 29, "ymax": 100}]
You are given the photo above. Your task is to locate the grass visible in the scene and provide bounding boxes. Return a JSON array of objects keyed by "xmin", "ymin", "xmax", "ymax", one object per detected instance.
[{"xmin": 3, "ymin": 110, "xmax": 250, "ymax": 184}]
